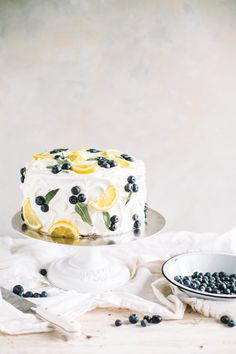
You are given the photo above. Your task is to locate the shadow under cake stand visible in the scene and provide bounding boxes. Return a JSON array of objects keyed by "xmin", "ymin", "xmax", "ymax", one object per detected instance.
[{"xmin": 12, "ymin": 208, "xmax": 165, "ymax": 293}]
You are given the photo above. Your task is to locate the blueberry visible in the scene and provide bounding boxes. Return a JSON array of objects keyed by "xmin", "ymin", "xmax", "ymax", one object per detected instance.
[
  {"xmin": 124, "ymin": 184, "xmax": 133, "ymax": 192},
  {"xmin": 51, "ymin": 165, "xmax": 61, "ymax": 174},
  {"xmin": 192, "ymin": 272, "xmax": 199, "ymax": 278},
  {"xmin": 20, "ymin": 167, "xmax": 26, "ymax": 175},
  {"xmin": 121, "ymin": 154, "xmax": 134, "ymax": 162},
  {"xmin": 33, "ymin": 293, "xmax": 41, "ymax": 298},
  {"xmin": 205, "ymin": 272, "xmax": 211, "ymax": 277},
  {"xmin": 109, "ymin": 224, "xmax": 117, "ymax": 231},
  {"xmin": 190, "ymin": 282, "xmax": 197, "ymax": 289},
  {"xmin": 13, "ymin": 285, "xmax": 24, "ymax": 296},
  {"xmin": 174, "ymin": 275, "xmax": 182, "ymax": 283},
  {"xmin": 212, "ymin": 272, "xmax": 218, "ymax": 278},
  {"xmin": 110, "ymin": 215, "xmax": 119, "ymax": 224},
  {"xmin": 127, "ymin": 176, "xmax": 136, "ymax": 184},
  {"xmin": 98, "ymin": 158, "xmax": 106, "ymax": 166},
  {"xmin": 129, "ymin": 314, "xmax": 139, "ymax": 324},
  {"xmin": 183, "ymin": 280, "xmax": 191, "ymax": 287},
  {"xmin": 40, "ymin": 291, "xmax": 48, "ymax": 298},
  {"xmin": 219, "ymin": 283, "xmax": 227, "ymax": 290},
  {"xmin": 199, "ymin": 286, "xmax": 205, "ymax": 292},
  {"xmin": 115, "ymin": 319, "xmax": 122, "ymax": 327},
  {"xmin": 140, "ymin": 319, "xmax": 148, "ymax": 327},
  {"xmin": 132, "ymin": 214, "xmax": 139, "ymax": 221},
  {"xmin": 40, "ymin": 269, "xmax": 47, "ymax": 276},
  {"xmin": 41, "ymin": 204, "xmax": 49, "ymax": 212},
  {"xmin": 228, "ymin": 320, "xmax": 235, "ymax": 327},
  {"xmin": 205, "ymin": 287, "xmax": 212, "ymax": 293},
  {"xmin": 219, "ymin": 272, "xmax": 226, "ymax": 278},
  {"xmin": 109, "ymin": 160, "xmax": 117, "ymax": 168},
  {"xmin": 35, "ymin": 196, "xmax": 45, "ymax": 206},
  {"xmin": 24, "ymin": 291, "xmax": 33, "ymax": 298},
  {"xmin": 133, "ymin": 220, "xmax": 141, "ymax": 229},
  {"xmin": 212, "ymin": 288, "xmax": 221, "ymax": 294},
  {"xmin": 69, "ymin": 195, "xmax": 78, "ymax": 204},
  {"xmin": 134, "ymin": 228, "xmax": 141, "ymax": 236},
  {"xmin": 20, "ymin": 176, "xmax": 25, "ymax": 183},
  {"xmin": 71, "ymin": 186, "xmax": 81, "ymax": 195},
  {"xmin": 151, "ymin": 315, "xmax": 162, "ymax": 324},
  {"xmin": 61, "ymin": 163, "xmax": 71, "ymax": 170},
  {"xmin": 223, "ymin": 288, "xmax": 231, "ymax": 295},
  {"xmin": 54, "ymin": 154, "xmax": 61, "ymax": 159},
  {"xmin": 87, "ymin": 148, "xmax": 100, "ymax": 153},
  {"xmin": 102, "ymin": 162, "xmax": 111, "ymax": 169},
  {"xmin": 221, "ymin": 315, "xmax": 230, "ymax": 324},
  {"xmin": 21, "ymin": 223, "xmax": 28, "ymax": 231},
  {"xmin": 132, "ymin": 184, "xmax": 139, "ymax": 193},
  {"xmin": 143, "ymin": 315, "xmax": 152, "ymax": 323},
  {"xmin": 78, "ymin": 194, "xmax": 86, "ymax": 203}
]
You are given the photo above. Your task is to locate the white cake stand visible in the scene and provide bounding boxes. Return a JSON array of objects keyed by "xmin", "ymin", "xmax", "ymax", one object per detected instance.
[{"xmin": 12, "ymin": 209, "xmax": 165, "ymax": 294}]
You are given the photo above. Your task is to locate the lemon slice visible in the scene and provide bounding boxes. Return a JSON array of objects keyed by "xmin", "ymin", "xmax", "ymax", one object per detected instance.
[
  {"xmin": 114, "ymin": 157, "xmax": 135, "ymax": 168},
  {"xmin": 67, "ymin": 148, "xmax": 86, "ymax": 163},
  {"xmin": 22, "ymin": 198, "xmax": 42, "ymax": 230},
  {"xmin": 90, "ymin": 185, "xmax": 119, "ymax": 211},
  {"xmin": 71, "ymin": 162, "xmax": 98, "ymax": 174},
  {"xmin": 33, "ymin": 153, "xmax": 54, "ymax": 160},
  {"xmin": 48, "ymin": 220, "xmax": 80, "ymax": 239},
  {"xmin": 102, "ymin": 149, "xmax": 122, "ymax": 158}
]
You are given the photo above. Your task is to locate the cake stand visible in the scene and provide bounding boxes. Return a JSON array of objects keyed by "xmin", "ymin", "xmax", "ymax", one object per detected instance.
[{"xmin": 12, "ymin": 209, "xmax": 165, "ymax": 293}]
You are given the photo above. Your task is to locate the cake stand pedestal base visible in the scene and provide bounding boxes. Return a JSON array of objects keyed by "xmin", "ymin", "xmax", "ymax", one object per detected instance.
[{"xmin": 47, "ymin": 247, "xmax": 130, "ymax": 293}]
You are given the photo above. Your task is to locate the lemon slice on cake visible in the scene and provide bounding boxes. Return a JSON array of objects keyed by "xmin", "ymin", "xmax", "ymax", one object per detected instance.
[
  {"xmin": 102, "ymin": 149, "xmax": 122, "ymax": 158},
  {"xmin": 48, "ymin": 221, "xmax": 80, "ymax": 239},
  {"xmin": 71, "ymin": 162, "xmax": 98, "ymax": 174},
  {"xmin": 114, "ymin": 157, "xmax": 135, "ymax": 168},
  {"xmin": 33, "ymin": 153, "xmax": 54, "ymax": 160},
  {"xmin": 67, "ymin": 148, "xmax": 86, "ymax": 164},
  {"xmin": 90, "ymin": 185, "xmax": 119, "ymax": 211},
  {"xmin": 22, "ymin": 198, "xmax": 42, "ymax": 230}
]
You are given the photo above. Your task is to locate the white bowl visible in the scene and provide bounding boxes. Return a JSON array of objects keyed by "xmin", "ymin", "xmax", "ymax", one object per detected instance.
[{"xmin": 162, "ymin": 252, "xmax": 236, "ymax": 300}]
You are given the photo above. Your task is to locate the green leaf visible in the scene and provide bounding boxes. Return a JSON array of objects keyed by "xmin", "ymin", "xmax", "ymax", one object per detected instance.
[
  {"xmin": 125, "ymin": 192, "xmax": 132, "ymax": 205},
  {"xmin": 75, "ymin": 203, "xmax": 93, "ymax": 226},
  {"xmin": 103, "ymin": 211, "xmax": 111, "ymax": 229},
  {"xmin": 86, "ymin": 158, "xmax": 99, "ymax": 161},
  {"xmin": 45, "ymin": 189, "xmax": 59, "ymax": 204}
]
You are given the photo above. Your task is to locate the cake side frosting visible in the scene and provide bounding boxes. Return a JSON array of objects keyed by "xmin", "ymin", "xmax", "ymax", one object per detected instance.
[{"xmin": 20, "ymin": 148, "xmax": 147, "ymax": 237}]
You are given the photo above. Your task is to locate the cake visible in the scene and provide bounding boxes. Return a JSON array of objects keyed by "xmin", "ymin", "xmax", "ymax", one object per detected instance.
[{"xmin": 20, "ymin": 147, "xmax": 147, "ymax": 238}]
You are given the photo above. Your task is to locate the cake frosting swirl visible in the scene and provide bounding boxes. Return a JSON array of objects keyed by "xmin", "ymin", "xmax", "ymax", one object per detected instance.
[{"xmin": 20, "ymin": 147, "xmax": 147, "ymax": 238}]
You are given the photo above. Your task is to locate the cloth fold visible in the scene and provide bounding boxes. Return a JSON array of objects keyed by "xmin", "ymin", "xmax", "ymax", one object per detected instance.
[{"xmin": 1, "ymin": 227, "xmax": 236, "ymax": 335}]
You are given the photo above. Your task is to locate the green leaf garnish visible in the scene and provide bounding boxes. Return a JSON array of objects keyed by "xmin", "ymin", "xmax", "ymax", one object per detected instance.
[
  {"xmin": 86, "ymin": 157, "xmax": 99, "ymax": 161},
  {"xmin": 75, "ymin": 203, "xmax": 93, "ymax": 226},
  {"xmin": 103, "ymin": 211, "xmax": 111, "ymax": 229},
  {"xmin": 125, "ymin": 192, "xmax": 132, "ymax": 205},
  {"xmin": 45, "ymin": 189, "xmax": 59, "ymax": 204}
]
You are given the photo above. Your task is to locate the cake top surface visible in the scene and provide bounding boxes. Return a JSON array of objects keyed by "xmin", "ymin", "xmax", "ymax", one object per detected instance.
[{"xmin": 23, "ymin": 147, "xmax": 145, "ymax": 177}]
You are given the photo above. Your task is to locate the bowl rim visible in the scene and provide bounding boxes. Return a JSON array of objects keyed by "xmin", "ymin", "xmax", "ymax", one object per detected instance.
[{"xmin": 161, "ymin": 252, "xmax": 236, "ymax": 300}]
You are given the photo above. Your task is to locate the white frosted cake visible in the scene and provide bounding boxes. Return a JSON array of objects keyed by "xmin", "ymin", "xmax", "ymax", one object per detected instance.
[{"xmin": 20, "ymin": 147, "xmax": 147, "ymax": 238}]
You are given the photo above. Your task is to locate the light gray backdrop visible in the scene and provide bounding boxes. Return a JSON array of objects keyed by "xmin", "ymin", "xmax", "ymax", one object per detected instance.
[{"xmin": 0, "ymin": 0, "xmax": 236, "ymax": 236}]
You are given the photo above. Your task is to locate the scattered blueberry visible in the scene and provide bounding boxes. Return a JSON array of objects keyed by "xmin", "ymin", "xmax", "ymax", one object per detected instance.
[
  {"xmin": 24, "ymin": 291, "xmax": 33, "ymax": 298},
  {"xmin": 20, "ymin": 176, "xmax": 25, "ymax": 183},
  {"xmin": 109, "ymin": 224, "xmax": 117, "ymax": 231},
  {"xmin": 51, "ymin": 165, "xmax": 61, "ymax": 174},
  {"xmin": 132, "ymin": 214, "xmax": 139, "ymax": 221},
  {"xmin": 13, "ymin": 285, "xmax": 24, "ymax": 296},
  {"xmin": 110, "ymin": 215, "xmax": 119, "ymax": 224},
  {"xmin": 61, "ymin": 163, "xmax": 71, "ymax": 170},
  {"xmin": 121, "ymin": 154, "xmax": 134, "ymax": 162},
  {"xmin": 140, "ymin": 319, "xmax": 148, "ymax": 327},
  {"xmin": 132, "ymin": 184, "xmax": 139, "ymax": 193},
  {"xmin": 87, "ymin": 148, "xmax": 100, "ymax": 153},
  {"xmin": 41, "ymin": 204, "xmax": 49, "ymax": 212},
  {"xmin": 109, "ymin": 160, "xmax": 117, "ymax": 167},
  {"xmin": 124, "ymin": 183, "xmax": 133, "ymax": 192},
  {"xmin": 33, "ymin": 293, "xmax": 41, "ymax": 298},
  {"xmin": 221, "ymin": 315, "xmax": 230, "ymax": 324},
  {"xmin": 129, "ymin": 314, "xmax": 139, "ymax": 324},
  {"xmin": 20, "ymin": 167, "xmax": 26, "ymax": 176},
  {"xmin": 35, "ymin": 196, "xmax": 45, "ymax": 206},
  {"xmin": 115, "ymin": 319, "xmax": 122, "ymax": 327},
  {"xmin": 71, "ymin": 186, "xmax": 81, "ymax": 195},
  {"xmin": 78, "ymin": 193, "xmax": 86, "ymax": 203},
  {"xmin": 228, "ymin": 319, "xmax": 235, "ymax": 327},
  {"xmin": 133, "ymin": 220, "xmax": 141, "ymax": 229},
  {"xmin": 69, "ymin": 195, "xmax": 78, "ymax": 204},
  {"xmin": 127, "ymin": 176, "xmax": 136, "ymax": 184},
  {"xmin": 143, "ymin": 315, "xmax": 152, "ymax": 323},
  {"xmin": 151, "ymin": 315, "xmax": 162, "ymax": 324},
  {"xmin": 102, "ymin": 162, "xmax": 111, "ymax": 169},
  {"xmin": 54, "ymin": 154, "xmax": 61, "ymax": 159},
  {"xmin": 40, "ymin": 291, "xmax": 48, "ymax": 298},
  {"xmin": 21, "ymin": 223, "xmax": 28, "ymax": 231},
  {"xmin": 40, "ymin": 269, "xmax": 47, "ymax": 276}
]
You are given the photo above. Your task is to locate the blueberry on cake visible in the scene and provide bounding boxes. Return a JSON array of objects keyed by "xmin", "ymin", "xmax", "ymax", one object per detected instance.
[{"xmin": 20, "ymin": 148, "xmax": 147, "ymax": 238}]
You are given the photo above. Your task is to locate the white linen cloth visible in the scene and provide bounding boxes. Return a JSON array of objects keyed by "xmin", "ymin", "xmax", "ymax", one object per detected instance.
[{"xmin": 0, "ymin": 228, "xmax": 236, "ymax": 335}]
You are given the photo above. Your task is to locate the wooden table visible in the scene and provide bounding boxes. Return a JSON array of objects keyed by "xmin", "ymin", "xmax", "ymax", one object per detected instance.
[{"xmin": 1, "ymin": 307, "xmax": 235, "ymax": 354}]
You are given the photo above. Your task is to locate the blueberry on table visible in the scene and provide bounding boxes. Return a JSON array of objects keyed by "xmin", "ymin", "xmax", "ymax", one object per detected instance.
[
  {"xmin": 109, "ymin": 224, "xmax": 117, "ymax": 231},
  {"xmin": 40, "ymin": 269, "xmax": 47, "ymax": 276},
  {"xmin": 140, "ymin": 319, "xmax": 147, "ymax": 327},
  {"xmin": 78, "ymin": 194, "xmax": 86, "ymax": 203},
  {"xmin": 24, "ymin": 291, "xmax": 33, "ymax": 298},
  {"xmin": 41, "ymin": 204, "xmax": 49, "ymax": 212},
  {"xmin": 20, "ymin": 167, "xmax": 26, "ymax": 175},
  {"xmin": 114, "ymin": 319, "xmax": 122, "ymax": 327},
  {"xmin": 133, "ymin": 220, "xmax": 141, "ymax": 229},
  {"xmin": 143, "ymin": 315, "xmax": 152, "ymax": 323},
  {"xmin": 69, "ymin": 195, "xmax": 78, "ymax": 204},
  {"xmin": 127, "ymin": 176, "xmax": 136, "ymax": 184},
  {"xmin": 227, "ymin": 319, "xmax": 235, "ymax": 327},
  {"xmin": 13, "ymin": 285, "xmax": 24, "ymax": 296},
  {"xmin": 51, "ymin": 165, "xmax": 61, "ymax": 174},
  {"xmin": 71, "ymin": 186, "xmax": 81, "ymax": 195},
  {"xmin": 151, "ymin": 315, "xmax": 162, "ymax": 324},
  {"xmin": 132, "ymin": 184, "xmax": 139, "ymax": 193},
  {"xmin": 40, "ymin": 291, "xmax": 48, "ymax": 298},
  {"xmin": 110, "ymin": 215, "xmax": 119, "ymax": 224},
  {"xmin": 132, "ymin": 214, "xmax": 139, "ymax": 221},
  {"xmin": 124, "ymin": 184, "xmax": 133, "ymax": 192},
  {"xmin": 129, "ymin": 314, "xmax": 139, "ymax": 324},
  {"xmin": 20, "ymin": 176, "xmax": 25, "ymax": 183},
  {"xmin": 35, "ymin": 196, "xmax": 45, "ymax": 206},
  {"xmin": 33, "ymin": 293, "xmax": 41, "ymax": 298},
  {"xmin": 21, "ymin": 223, "xmax": 28, "ymax": 231}
]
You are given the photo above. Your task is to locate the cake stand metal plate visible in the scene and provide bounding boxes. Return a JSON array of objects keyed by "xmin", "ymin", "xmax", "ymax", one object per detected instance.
[{"xmin": 12, "ymin": 208, "xmax": 165, "ymax": 247}]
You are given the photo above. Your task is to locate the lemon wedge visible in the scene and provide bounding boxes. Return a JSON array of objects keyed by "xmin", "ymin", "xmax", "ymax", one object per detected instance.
[
  {"xmin": 71, "ymin": 162, "xmax": 98, "ymax": 174},
  {"xmin": 22, "ymin": 198, "xmax": 42, "ymax": 230},
  {"xmin": 48, "ymin": 220, "xmax": 80, "ymax": 239},
  {"xmin": 114, "ymin": 157, "xmax": 135, "ymax": 168},
  {"xmin": 90, "ymin": 185, "xmax": 119, "ymax": 211},
  {"xmin": 33, "ymin": 153, "xmax": 54, "ymax": 160}
]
